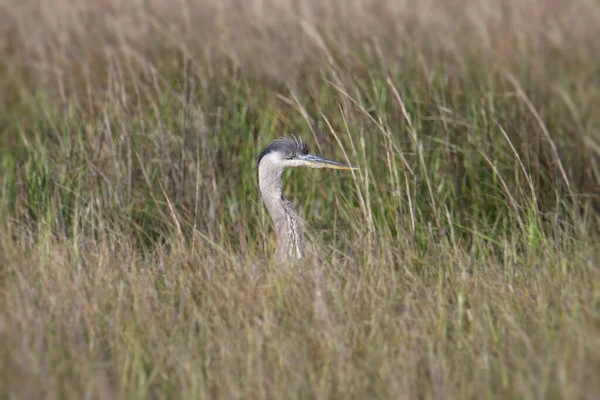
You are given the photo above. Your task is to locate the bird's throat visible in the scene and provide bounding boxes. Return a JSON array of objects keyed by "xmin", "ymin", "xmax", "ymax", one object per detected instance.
[{"xmin": 258, "ymin": 163, "xmax": 303, "ymax": 261}]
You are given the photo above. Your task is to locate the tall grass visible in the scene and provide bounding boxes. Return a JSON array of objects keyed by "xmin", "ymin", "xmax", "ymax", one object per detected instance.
[{"xmin": 1, "ymin": 0, "xmax": 599, "ymax": 398}]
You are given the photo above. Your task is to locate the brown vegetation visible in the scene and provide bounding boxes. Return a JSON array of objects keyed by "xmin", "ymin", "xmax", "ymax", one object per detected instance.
[{"xmin": 1, "ymin": 0, "xmax": 599, "ymax": 398}]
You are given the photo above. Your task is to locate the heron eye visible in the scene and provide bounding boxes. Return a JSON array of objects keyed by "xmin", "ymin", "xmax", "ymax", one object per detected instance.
[{"xmin": 288, "ymin": 152, "xmax": 296, "ymax": 158}]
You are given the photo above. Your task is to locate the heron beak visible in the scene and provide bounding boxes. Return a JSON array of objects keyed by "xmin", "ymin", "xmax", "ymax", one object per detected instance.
[{"xmin": 296, "ymin": 154, "xmax": 358, "ymax": 170}]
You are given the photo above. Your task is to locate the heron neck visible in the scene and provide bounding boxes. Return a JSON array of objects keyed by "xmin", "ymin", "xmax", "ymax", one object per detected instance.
[
  {"xmin": 258, "ymin": 162, "xmax": 303, "ymax": 261},
  {"xmin": 258, "ymin": 162, "xmax": 286, "ymax": 236},
  {"xmin": 258, "ymin": 163, "xmax": 284, "ymax": 206}
]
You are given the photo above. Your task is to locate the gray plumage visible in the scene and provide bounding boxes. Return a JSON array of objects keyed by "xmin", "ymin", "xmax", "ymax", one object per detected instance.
[
  {"xmin": 257, "ymin": 136, "xmax": 357, "ymax": 263},
  {"xmin": 258, "ymin": 136, "xmax": 309, "ymax": 166}
]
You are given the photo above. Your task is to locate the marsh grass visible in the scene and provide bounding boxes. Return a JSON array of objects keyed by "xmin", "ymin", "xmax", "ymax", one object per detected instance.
[{"xmin": 1, "ymin": 0, "xmax": 599, "ymax": 398}]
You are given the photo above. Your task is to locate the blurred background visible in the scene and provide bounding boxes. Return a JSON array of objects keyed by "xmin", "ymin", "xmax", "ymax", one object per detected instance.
[{"xmin": 0, "ymin": 1, "xmax": 599, "ymax": 398}]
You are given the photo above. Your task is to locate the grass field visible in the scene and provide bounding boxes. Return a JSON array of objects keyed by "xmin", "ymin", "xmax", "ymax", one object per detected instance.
[{"xmin": 1, "ymin": 0, "xmax": 599, "ymax": 398}]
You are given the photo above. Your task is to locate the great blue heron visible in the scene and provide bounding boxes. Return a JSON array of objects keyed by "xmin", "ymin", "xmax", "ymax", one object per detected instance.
[{"xmin": 257, "ymin": 136, "xmax": 357, "ymax": 262}]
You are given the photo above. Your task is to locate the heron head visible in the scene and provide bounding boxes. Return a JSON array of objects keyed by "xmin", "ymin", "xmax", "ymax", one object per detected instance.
[{"xmin": 257, "ymin": 136, "xmax": 357, "ymax": 170}]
